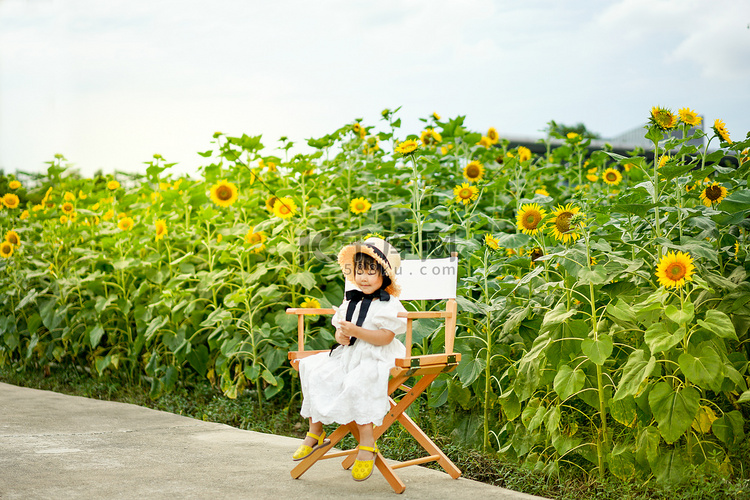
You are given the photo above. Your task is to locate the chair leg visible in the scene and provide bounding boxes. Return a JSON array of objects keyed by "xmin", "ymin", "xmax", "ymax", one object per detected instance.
[
  {"xmin": 374, "ymin": 452, "xmax": 406, "ymax": 494},
  {"xmin": 291, "ymin": 424, "xmax": 351, "ymax": 479},
  {"xmin": 396, "ymin": 410, "xmax": 461, "ymax": 479}
]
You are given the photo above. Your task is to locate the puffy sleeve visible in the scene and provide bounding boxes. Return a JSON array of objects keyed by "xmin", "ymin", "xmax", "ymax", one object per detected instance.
[
  {"xmin": 331, "ymin": 303, "xmax": 345, "ymax": 329},
  {"xmin": 371, "ymin": 298, "xmax": 407, "ymax": 336}
]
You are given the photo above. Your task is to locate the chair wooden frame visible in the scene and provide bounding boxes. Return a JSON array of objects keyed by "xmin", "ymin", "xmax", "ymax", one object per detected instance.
[{"xmin": 286, "ymin": 257, "xmax": 462, "ymax": 494}]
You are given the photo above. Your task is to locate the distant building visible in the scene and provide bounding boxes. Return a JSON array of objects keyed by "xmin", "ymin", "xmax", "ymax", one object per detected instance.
[{"xmin": 503, "ymin": 117, "xmax": 738, "ymax": 167}]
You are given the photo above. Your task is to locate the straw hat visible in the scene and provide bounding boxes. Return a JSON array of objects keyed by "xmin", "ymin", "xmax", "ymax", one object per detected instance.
[{"xmin": 337, "ymin": 237, "xmax": 401, "ymax": 297}]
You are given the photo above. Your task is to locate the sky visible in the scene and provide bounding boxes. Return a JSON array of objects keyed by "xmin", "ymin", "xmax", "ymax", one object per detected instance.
[{"xmin": 1, "ymin": 0, "xmax": 749, "ymax": 178}]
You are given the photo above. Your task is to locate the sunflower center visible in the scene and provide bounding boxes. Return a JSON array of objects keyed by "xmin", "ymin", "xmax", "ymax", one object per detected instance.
[
  {"xmin": 705, "ymin": 185, "xmax": 723, "ymax": 201},
  {"xmin": 459, "ymin": 188, "xmax": 472, "ymax": 199},
  {"xmin": 667, "ymin": 262, "xmax": 686, "ymax": 280},
  {"xmin": 216, "ymin": 186, "xmax": 233, "ymax": 201},
  {"xmin": 605, "ymin": 172, "xmax": 617, "ymax": 182},
  {"xmin": 555, "ymin": 212, "xmax": 573, "ymax": 233},
  {"xmin": 523, "ymin": 211, "xmax": 541, "ymax": 229},
  {"xmin": 466, "ymin": 165, "xmax": 480, "ymax": 178},
  {"xmin": 8, "ymin": 235, "xmax": 19, "ymax": 245}
]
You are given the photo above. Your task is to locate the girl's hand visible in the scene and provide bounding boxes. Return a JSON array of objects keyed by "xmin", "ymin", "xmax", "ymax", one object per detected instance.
[
  {"xmin": 335, "ymin": 328, "xmax": 350, "ymax": 345},
  {"xmin": 338, "ymin": 320, "xmax": 358, "ymax": 338}
]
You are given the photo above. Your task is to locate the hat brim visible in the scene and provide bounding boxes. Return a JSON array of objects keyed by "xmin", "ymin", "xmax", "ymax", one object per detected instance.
[{"xmin": 337, "ymin": 243, "xmax": 401, "ymax": 297}]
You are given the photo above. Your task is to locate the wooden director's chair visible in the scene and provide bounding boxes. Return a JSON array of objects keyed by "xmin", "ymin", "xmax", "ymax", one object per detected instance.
[{"xmin": 286, "ymin": 255, "xmax": 462, "ymax": 494}]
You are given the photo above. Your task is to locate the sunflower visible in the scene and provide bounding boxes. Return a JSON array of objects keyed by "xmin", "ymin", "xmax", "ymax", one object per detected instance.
[
  {"xmin": 155, "ymin": 220, "xmax": 167, "ymax": 241},
  {"xmin": 602, "ymin": 168, "xmax": 622, "ymax": 186},
  {"xmin": 3, "ymin": 193, "xmax": 20, "ymax": 209},
  {"xmin": 535, "ymin": 188, "xmax": 549, "ymax": 196},
  {"xmin": 678, "ymin": 107, "xmax": 702, "ymax": 127},
  {"xmin": 20, "ymin": 210, "xmax": 29, "ymax": 220},
  {"xmin": 487, "ymin": 127, "xmax": 499, "ymax": 143},
  {"xmin": 656, "ymin": 251, "xmax": 695, "ymax": 289},
  {"xmin": 59, "ymin": 215, "xmax": 68, "ymax": 224},
  {"xmin": 516, "ymin": 204, "xmax": 546, "ymax": 235},
  {"xmin": 518, "ymin": 146, "xmax": 532, "ymax": 162},
  {"xmin": 118, "ymin": 217, "xmax": 134, "ymax": 231},
  {"xmin": 699, "ymin": 183, "xmax": 728, "ymax": 206},
  {"xmin": 273, "ymin": 197, "xmax": 297, "ymax": 219},
  {"xmin": 623, "ymin": 163, "xmax": 634, "ymax": 172},
  {"xmin": 78, "ymin": 190, "xmax": 87, "ymax": 200},
  {"xmin": 530, "ymin": 247, "xmax": 544, "ymax": 262},
  {"xmin": 349, "ymin": 197, "xmax": 372, "ymax": 215},
  {"xmin": 658, "ymin": 155, "xmax": 670, "ymax": 169},
  {"xmin": 477, "ymin": 136, "xmax": 493, "ymax": 148},
  {"xmin": 713, "ymin": 119, "xmax": 732, "ymax": 144},
  {"xmin": 485, "ymin": 233, "xmax": 500, "ymax": 250},
  {"xmin": 0, "ymin": 241, "xmax": 13, "ymax": 258},
  {"xmin": 650, "ymin": 106, "xmax": 677, "ymax": 130},
  {"xmin": 245, "ymin": 227, "xmax": 267, "ymax": 253},
  {"xmin": 209, "ymin": 180, "xmax": 238, "ymax": 208},
  {"xmin": 107, "ymin": 180, "xmax": 120, "ymax": 190},
  {"xmin": 586, "ymin": 174, "xmax": 598, "ymax": 182},
  {"xmin": 61, "ymin": 202, "xmax": 75, "ymax": 215},
  {"xmin": 9, "ymin": 180, "xmax": 21, "ymax": 190},
  {"xmin": 453, "ymin": 183, "xmax": 479, "ymax": 205},
  {"xmin": 420, "ymin": 128, "xmax": 441, "ymax": 146},
  {"xmin": 352, "ymin": 123, "xmax": 362, "ymax": 135},
  {"xmin": 64, "ymin": 191, "xmax": 75, "ymax": 201},
  {"xmin": 463, "ymin": 161, "xmax": 485, "ymax": 182},
  {"xmin": 265, "ymin": 196, "xmax": 278, "ymax": 212},
  {"xmin": 5, "ymin": 230, "xmax": 20, "ymax": 247},
  {"xmin": 300, "ymin": 297, "xmax": 321, "ymax": 309},
  {"xmin": 395, "ymin": 139, "xmax": 419, "ymax": 155},
  {"xmin": 549, "ymin": 204, "xmax": 582, "ymax": 243},
  {"xmin": 432, "ymin": 112, "xmax": 441, "ymax": 120}
]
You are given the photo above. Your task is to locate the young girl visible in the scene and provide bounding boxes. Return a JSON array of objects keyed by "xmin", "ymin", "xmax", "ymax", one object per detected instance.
[{"xmin": 294, "ymin": 237, "xmax": 407, "ymax": 482}]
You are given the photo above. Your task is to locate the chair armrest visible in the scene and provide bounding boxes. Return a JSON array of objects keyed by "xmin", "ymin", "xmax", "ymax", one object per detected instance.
[
  {"xmin": 287, "ymin": 308, "xmax": 336, "ymax": 315},
  {"xmin": 397, "ymin": 311, "xmax": 452, "ymax": 319}
]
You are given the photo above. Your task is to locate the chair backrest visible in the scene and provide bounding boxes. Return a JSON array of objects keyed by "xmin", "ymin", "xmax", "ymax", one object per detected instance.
[{"xmin": 397, "ymin": 257, "xmax": 458, "ymax": 301}]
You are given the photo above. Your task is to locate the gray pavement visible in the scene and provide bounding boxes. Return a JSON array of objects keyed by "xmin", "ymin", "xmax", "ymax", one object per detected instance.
[{"xmin": 0, "ymin": 382, "xmax": 546, "ymax": 499}]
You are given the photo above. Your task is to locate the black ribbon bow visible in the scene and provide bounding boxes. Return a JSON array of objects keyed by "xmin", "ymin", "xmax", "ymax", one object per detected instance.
[{"xmin": 330, "ymin": 289, "xmax": 390, "ymax": 354}]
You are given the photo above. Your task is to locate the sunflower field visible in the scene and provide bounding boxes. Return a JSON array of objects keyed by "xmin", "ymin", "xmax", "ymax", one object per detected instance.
[{"xmin": 2, "ymin": 107, "xmax": 750, "ymax": 485}]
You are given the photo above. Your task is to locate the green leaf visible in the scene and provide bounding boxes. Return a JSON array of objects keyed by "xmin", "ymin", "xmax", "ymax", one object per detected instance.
[
  {"xmin": 697, "ymin": 309, "xmax": 737, "ymax": 340},
  {"xmin": 553, "ymin": 364, "xmax": 585, "ymax": 401},
  {"xmin": 712, "ymin": 410, "xmax": 745, "ymax": 447},
  {"xmin": 609, "ymin": 396, "xmax": 637, "ymax": 427},
  {"xmin": 648, "ymin": 382, "xmax": 699, "ymax": 444},
  {"xmin": 95, "ymin": 295, "xmax": 116, "ymax": 315},
  {"xmin": 286, "ymin": 271, "xmax": 316, "ymax": 291},
  {"xmin": 653, "ymin": 448, "xmax": 687, "ymax": 485},
  {"xmin": 89, "ymin": 324, "xmax": 105, "ymax": 348},
  {"xmin": 145, "ymin": 315, "xmax": 168, "ymax": 341},
  {"xmin": 501, "ymin": 391, "xmax": 521, "ymax": 421},
  {"xmin": 737, "ymin": 389, "xmax": 750, "ymax": 404},
  {"xmin": 581, "ymin": 335, "xmax": 613, "ymax": 365},
  {"xmin": 636, "ymin": 426, "xmax": 660, "ymax": 465},
  {"xmin": 614, "ymin": 349, "xmax": 656, "ymax": 401},
  {"xmin": 542, "ymin": 302, "xmax": 577, "ymax": 328},
  {"xmin": 665, "ymin": 302, "xmax": 694, "ymax": 326},
  {"xmin": 606, "ymin": 300, "xmax": 636, "ymax": 324},
  {"xmin": 678, "ymin": 344, "xmax": 724, "ymax": 392},
  {"xmin": 457, "ymin": 357, "xmax": 486, "ymax": 388},
  {"xmin": 261, "ymin": 369, "xmax": 277, "ymax": 386},
  {"xmin": 644, "ymin": 322, "xmax": 685, "ymax": 354},
  {"xmin": 95, "ymin": 355, "xmax": 111, "ymax": 375}
]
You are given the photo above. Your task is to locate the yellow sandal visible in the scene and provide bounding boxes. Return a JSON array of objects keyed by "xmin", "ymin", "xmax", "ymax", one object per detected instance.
[
  {"xmin": 292, "ymin": 431, "xmax": 330, "ymax": 461},
  {"xmin": 351, "ymin": 445, "xmax": 378, "ymax": 481}
]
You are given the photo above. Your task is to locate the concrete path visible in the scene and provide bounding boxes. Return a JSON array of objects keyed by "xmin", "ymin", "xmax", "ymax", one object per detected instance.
[{"xmin": 0, "ymin": 383, "xmax": 546, "ymax": 499}]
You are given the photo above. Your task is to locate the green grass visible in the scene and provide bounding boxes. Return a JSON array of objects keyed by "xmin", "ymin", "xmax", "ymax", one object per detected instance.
[{"xmin": 2, "ymin": 363, "xmax": 749, "ymax": 500}]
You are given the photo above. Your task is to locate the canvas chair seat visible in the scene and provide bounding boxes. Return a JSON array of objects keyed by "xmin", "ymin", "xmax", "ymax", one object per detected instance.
[{"xmin": 286, "ymin": 255, "xmax": 461, "ymax": 494}]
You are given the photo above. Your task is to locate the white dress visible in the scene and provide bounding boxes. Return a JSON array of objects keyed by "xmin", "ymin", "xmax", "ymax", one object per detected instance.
[{"xmin": 299, "ymin": 297, "xmax": 407, "ymax": 426}]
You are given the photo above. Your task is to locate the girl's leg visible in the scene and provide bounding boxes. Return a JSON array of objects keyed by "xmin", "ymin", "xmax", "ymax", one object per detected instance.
[
  {"xmin": 302, "ymin": 418, "xmax": 324, "ymax": 447},
  {"xmin": 356, "ymin": 422, "xmax": 375, "ymax": 460}
]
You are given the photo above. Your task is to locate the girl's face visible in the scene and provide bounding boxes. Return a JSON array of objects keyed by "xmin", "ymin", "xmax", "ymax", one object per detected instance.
[{"xmin": 354, "ymin": 262, "xmax": 383, "ymax": 295}]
